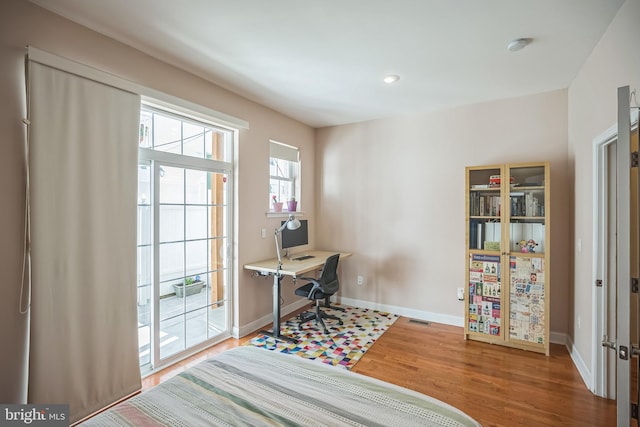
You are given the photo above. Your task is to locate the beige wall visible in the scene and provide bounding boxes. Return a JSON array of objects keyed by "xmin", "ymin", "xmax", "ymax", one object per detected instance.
[
  {"xmin": 568, "ymin": 0, "xmax": 640, "ymax": 379},
  {"xmin": 0, "ymin": 0, "xmax": 314, "ymax": 402},
  {"xmin": 2, "ymin": 0, "xmax": 638, "ymax": 404},
  {"xmin": 316, "ymin": 89, "xmax": 571, "ymax": 333}
]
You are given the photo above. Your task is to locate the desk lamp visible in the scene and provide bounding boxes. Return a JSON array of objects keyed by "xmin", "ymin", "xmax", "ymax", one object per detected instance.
[{"xmin": 275, "ymin": 214, "xmax": 301, "ymax": 270}]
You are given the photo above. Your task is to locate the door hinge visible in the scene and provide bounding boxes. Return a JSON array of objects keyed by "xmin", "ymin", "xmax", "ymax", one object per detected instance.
[
  {"xmin": 632, "ymin": 403, "xmax": 639, "ymax": 420},
  {"xmin": 633, "ymin": 278, "xmax": 639, "ymax": 293},
  {"xmin": 632, "ymin": 151, "xmax": 639, "ymax": 168},
  {"xmin": 595, "ymin": 279, "xmax": 603, "ymax": 287}
]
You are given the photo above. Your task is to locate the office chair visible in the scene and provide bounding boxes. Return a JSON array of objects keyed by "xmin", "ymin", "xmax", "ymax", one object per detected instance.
[{"xmin": 295, "ymin": 253, "xmax": 343, "ymax": 334}]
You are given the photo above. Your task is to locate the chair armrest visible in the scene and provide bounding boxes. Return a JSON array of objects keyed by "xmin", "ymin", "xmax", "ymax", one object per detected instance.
[{"xmin": 300, "ymin": 278, "xmax": 322, "ymax": 300}]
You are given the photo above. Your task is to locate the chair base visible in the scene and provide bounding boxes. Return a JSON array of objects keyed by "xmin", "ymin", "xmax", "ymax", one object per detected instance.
[
  {"xmin": 299, "ymin": 304, "xmax": 343, "ymax": 334},
  {"xmin": 310, "ymin": 297, "xmax": 346, "ymax": 312}
]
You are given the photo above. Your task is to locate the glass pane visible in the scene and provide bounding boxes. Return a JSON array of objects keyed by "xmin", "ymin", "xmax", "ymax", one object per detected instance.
[
  {"xmin": 207, "ymin": 271, "xmax": 224, "ymax": 305},
  {"xmin": 509, "ymin": 165, "xmax": 546, "ymax": 254},
  {"xmin": 210, "ymin": 172, "xmax": 228, "ymax": 206},
  {"xmin": 209, "ymin": 206, "xmax": 225, "ymax": 238},
  {"xmin": 208, "ymin": 305, "xmax": 226, "ymax": 338},
  {"xmin": 186, "ymin": 308, "xmax": 208, "ymax": 348},
  {"xmin": 138, "ymin": 164, "xmax": 151, "ymax": 205},
  {"xmin": 153, "ymin": 114, "xmax": 182, "ymax": 154},
  {"xmin": 270, "ymin": 178, "xmax": 293, "ymax": 206},
  {"xmin": 159, "ymin": 316, "xmax": 185, "ymax": 359},
  {"xmin": 185, "ymin": 169, "xmax": 208, "ymax": 205},
  {"xmin": 270, "ymin": 158, "xmax": 291, "ymax": 178},
  {"xmin": 159, "ymin": 205, "xmax": 184, "ymax": 243},
  {"xmin": 186, "ymin": 240, "xmax": 208, "ymax": 278},
  {"xmin": 210, "ymin": 237, "xmax": 227, "ymax": 270},
  {"xmin": 159, "ymin": 242, "xmax": 184, "ymax": 283},
  {"xmin": 138, "ymin": 321, "xmax": 151, "ymax": 366},
  {"xmin": 509, "ymin": 256, "xmax": 546, "ymax": 344},
  {"xmin": 159, "ymin": 166, "xmax": 184, "ymax": 204},
  {"xmin": 186, "ymin": 206, "xmax": 208, "ymax": 240},
  {"xmin": 137, "ymin": 162, "xmax": 153, "ymax": 369},
  {"xmin": 137, "ymin": 245, "xmax": 152, "ymax": 286},
  {"xmin": 183, "ymin": 122, "xmax": 204, "ymax": 158},
  {"xmin": 206, "ymin": 130, "xmax": 231, "ymax": 162},
  {"xmin": 468, "ymin": 168, "xmax": 501, "ymax": 252},
  {"xmin": 468, "ymin": 253, "xmax": 501, "ymax": 337},
  {"xmin": 137, "ymin": 206, "xmax": 152, "ymax": 246}
]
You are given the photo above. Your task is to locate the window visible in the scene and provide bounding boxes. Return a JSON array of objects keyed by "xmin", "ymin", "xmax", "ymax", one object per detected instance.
[
  {"xmin": 137, "ymin": 104, "xmax": 234, "ymax": 372},
  {"xmin": 269, "ymin": 140, "xmax": 300, "ymax": 208}
]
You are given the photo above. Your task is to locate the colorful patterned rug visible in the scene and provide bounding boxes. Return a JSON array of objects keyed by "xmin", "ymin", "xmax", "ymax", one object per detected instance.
[{"xmin": 245, "ymin": 305, "xmax": 399, "ymax": 370}]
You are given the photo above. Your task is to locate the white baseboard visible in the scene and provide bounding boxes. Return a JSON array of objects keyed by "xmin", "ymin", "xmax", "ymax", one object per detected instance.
[
  {"xmin": 234, "ymin": 298, "xmax": 310, "ymax": 338},
  {"xmin": 337, "ymin": 297, "xmax": 465, "ymax": 327},
  {"xmin": 565, "ymin": 334, "xmax": 593, "ymax": 392}
]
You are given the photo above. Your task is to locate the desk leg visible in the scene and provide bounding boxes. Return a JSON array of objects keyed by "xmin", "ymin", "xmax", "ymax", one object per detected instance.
[
  {"xmin": 259, "ymin": 274, "xmax": 298, "ymax": 343},
  {"xmin": 272, "ymin": 274, "xmax": 281, "ymax": 337}
]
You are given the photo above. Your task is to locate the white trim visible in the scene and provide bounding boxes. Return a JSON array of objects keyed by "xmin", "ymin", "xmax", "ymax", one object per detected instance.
[
  {"xmin": 338, "ymin": 297, "xmax": 466, "ymax": 327},
  {"xmin": 591, "ymin": 110, "xmax": 639, "ymax": 398},
  {"xmin": 266, "ymin": 211, "xmax": 306, "ymax": 219},
  {"xmin": 26, "ymin": 46, "xmax": 249, "ymax": 130},
  {"xmin": 138, "ymin": 147, "xmax": 231, "ymax": 173},
  {"xmin": 235, "ymin": 298, "xmax": 309, "ymax": 338},
  {"xmin": 567, "ymin": 334, "xmax": 594, "ymax": 392},
  {"xmin": 592, "ymin": 121, "xmax": 618, "ymax": 398}
]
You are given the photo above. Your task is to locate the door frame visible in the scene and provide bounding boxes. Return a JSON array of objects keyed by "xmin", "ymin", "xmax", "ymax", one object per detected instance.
[
  {"xmin": 592, "ymin": 99, "xmax": 638, "ymax": 400},
  {"xmin": 592, "ymin": 122, "xmax": 618, "ymax": 398}
]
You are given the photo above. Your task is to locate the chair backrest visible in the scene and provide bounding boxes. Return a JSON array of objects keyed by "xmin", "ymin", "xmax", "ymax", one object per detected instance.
[{"xmin": 318, "ymin": 254, "xmax": 340, "ymax": 295}]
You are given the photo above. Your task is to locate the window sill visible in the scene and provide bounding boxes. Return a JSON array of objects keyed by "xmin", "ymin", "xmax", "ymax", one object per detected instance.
[{"xmin": 265, "ymin": 211, "xmax": 305, "ymax": 219}]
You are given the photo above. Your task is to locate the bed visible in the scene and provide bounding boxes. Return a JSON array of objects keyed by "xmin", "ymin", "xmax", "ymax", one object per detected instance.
[{"xmin": 83, "ymin": 346, "xmax": 480, "ymax": 426}]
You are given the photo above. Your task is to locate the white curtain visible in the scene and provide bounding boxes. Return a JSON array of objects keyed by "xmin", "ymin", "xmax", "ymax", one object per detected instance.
[{"xmin": 28, "ymin": 61, "xmax": 141, "ymax": 423}]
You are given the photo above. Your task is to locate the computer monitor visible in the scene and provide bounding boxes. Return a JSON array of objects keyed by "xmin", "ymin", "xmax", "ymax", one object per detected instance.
[{"xmin": 281, "ymin": 219, "xmax": 308, "ymax": 249}]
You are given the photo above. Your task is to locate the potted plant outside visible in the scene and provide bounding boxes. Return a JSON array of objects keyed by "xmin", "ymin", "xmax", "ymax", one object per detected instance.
[{"xmin": 173, "ymin": 276, "xmax": 204, "ymax": 297}]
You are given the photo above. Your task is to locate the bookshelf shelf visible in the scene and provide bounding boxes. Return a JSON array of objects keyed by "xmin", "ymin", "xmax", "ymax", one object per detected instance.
[{"xmin": 464, "ymin": 162, "xmax": 550, "ymax": 355}]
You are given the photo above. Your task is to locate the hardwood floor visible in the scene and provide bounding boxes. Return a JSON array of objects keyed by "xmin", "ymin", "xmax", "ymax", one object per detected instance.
[{"xmin": 143, "ymin": 315, "xmax": 616, "ymax": 427}]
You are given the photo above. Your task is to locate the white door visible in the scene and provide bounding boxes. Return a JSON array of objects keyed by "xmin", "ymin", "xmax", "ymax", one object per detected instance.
[
  {"xmin": 136, "ymin": 106, "xmax": 234, "ymax": 373},
  {"xmin": 595, "ymin": 86, "xmax": 638, "ymax": 426}
]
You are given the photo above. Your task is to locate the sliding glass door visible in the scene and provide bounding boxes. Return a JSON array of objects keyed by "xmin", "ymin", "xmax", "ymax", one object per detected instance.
[{"xmin": 137, "ymin": 105, "xmax": 233, "ymax": 373}]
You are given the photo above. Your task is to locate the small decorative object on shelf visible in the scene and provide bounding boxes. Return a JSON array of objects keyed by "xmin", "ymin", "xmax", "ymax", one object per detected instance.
[
  {"xmin": 519, "ymin": 239, "xmax": 538, "ymax": 253},
  {"xmin": 287, "ymin": 197, "xmax": 297, "ymax": 212},
  {"xmin": 272, "ymin": 195, "xmax": 283, "ymax": 212}
]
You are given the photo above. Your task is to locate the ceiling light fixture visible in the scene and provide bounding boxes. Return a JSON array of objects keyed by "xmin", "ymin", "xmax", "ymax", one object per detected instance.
[
  {"xmin": 507, "ymin": 38, "xmax": 531, "ymax": 52},
  {"xmin": 383, "ymin": 74, "xmax": 400, "ymax": 84}
]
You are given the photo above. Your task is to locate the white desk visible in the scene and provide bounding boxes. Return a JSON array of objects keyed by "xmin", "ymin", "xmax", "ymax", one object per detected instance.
[{"xmin": 244, "ymin": 250, "xmax": 351, "ymax": 340}]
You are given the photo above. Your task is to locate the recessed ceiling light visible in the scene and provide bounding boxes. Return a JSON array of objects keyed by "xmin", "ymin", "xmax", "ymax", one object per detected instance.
[
  {"xmin": 383, "ymin": 74, "xmax": 400, "ymax": 84},
  {"xmin": 507, "ymin": 38, "xmax": 532, "ymax": 52}
]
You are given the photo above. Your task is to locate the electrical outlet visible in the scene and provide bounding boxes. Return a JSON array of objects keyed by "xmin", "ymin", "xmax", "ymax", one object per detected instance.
[
  {"xmin": 457, "ymin": 287, "xmax": 464, "ymax": 301},
  {"xmin": 261, "ymin": 228, "xmax": 267, "ymax": 238},
  {"xmin": 357, "ymin": 275, "xmax": 364, "ymax": 285}
]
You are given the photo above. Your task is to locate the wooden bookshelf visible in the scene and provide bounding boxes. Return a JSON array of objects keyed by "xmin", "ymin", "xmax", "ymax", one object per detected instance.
[{"xmin": 464, "ymin": 162, "xmax": 550, "ymax": 355}]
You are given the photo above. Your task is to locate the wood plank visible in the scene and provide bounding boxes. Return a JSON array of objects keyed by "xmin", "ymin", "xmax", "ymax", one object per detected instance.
[{"xmin": 352, "ymin": 318, "xmax": 615, "ymax": 427}]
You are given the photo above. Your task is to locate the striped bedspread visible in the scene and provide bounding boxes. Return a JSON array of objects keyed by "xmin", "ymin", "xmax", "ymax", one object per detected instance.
[{"xmin": 83, "ymin": 346, "xmax": 480, "ymax": 426}]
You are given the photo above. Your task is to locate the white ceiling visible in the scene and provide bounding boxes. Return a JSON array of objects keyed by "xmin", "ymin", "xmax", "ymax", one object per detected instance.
[{"xmin": 30, "ymin": 0, "xmax": 624, "ymax": 128}]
